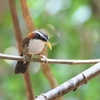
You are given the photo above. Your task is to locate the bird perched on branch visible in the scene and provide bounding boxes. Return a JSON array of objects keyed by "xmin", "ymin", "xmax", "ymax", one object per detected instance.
[{"xmin": 15, "ymin": 30, "xmax": 52, "ymax": 74}]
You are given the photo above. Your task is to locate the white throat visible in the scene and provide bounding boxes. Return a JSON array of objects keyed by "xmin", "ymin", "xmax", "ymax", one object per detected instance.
[{"xmin": 28, "ymin": 39, "xmax": 45, "ymax": 54}]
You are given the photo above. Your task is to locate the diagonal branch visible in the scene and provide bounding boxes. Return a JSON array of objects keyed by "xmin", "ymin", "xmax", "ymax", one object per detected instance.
[
  {"xmin": 35, "ymin": 62, "xmax": 100, "ymax": 100},
  {"xmin": 0, "ymin": 53, "xmax": 100, "ymax": 64}
]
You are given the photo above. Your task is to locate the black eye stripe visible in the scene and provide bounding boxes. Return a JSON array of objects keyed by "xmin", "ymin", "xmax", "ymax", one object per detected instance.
[
  {"xmin": 34, "ymin": 30, "xmax": 48, "ymax": 41},
  {"xmin": 36, "ymin": 31, "xmax": 47, "ymax": 40}
]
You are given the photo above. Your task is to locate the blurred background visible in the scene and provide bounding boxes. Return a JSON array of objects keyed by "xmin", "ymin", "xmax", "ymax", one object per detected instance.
[{"xmin": 0, "ymin": 0, "xmax": 100, "ymax": 100}]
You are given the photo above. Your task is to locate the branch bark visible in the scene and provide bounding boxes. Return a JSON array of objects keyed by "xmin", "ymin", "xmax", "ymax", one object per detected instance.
[
  {"xmin": 8, "ymin": 0, "xmax": 34, "ymax": 100},
  {"xmin": 0, "ymin": 53, "xmax": 100, "ymax": 64},
  {"xmin": 35, "ymin": 62, "xmax": 100, "ymax": 100}
]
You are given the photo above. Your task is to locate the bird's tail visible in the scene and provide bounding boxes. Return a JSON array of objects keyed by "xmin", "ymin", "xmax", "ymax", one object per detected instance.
[{"xmin": 15, "ymin": 53, "xmax": 31, "ymax": 74}]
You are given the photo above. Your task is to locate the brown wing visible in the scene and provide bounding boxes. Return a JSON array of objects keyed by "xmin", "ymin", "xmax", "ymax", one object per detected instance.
[{"xmin": 21, "ymin": 37, "xmax": 30, "ymax": 49}]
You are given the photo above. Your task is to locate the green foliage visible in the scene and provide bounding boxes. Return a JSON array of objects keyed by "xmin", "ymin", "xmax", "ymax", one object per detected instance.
[{"xmin": 0, "ymin": 0, "xmax": 100, "ymax": 99}]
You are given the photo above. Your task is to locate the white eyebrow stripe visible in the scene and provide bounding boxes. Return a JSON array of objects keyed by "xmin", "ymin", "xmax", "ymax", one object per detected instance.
[
  {"xmin": 35, "ymin": 30, "xmax": 43, "ymax": 36},
  {"xmin": 35, "ymin": 30, "xmax": 48, "ymax": 41}
]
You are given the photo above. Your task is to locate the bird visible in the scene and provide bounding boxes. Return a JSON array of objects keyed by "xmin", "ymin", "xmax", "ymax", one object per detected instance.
[{"xmin": 15, "ymin": 30, "xmax": 52, "ymax": 74}]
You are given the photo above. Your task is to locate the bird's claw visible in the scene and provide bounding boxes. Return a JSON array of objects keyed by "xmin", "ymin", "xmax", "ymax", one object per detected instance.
[
  {"xmin": 23, "ymin": 55, "xmax": 30, "ymax": 63},
  {"xmin": 40, "ymin": 55, "xmax": 48, "ymax": 65}
]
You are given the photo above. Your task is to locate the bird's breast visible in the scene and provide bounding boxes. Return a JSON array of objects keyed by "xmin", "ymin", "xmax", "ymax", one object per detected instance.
[{"xmin": 28, "ymin": 39, "xmax": 45, "ymax": 54}]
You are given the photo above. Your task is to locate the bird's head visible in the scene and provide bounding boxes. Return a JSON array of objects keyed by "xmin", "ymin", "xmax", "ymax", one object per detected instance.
[{"xmin": 27, "ymin": 30, "xmax": 52, "ymax": 50}]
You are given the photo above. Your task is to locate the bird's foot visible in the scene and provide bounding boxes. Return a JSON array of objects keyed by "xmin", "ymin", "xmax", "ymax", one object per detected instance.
[
  {"xmin": 39, "ymin": 55, "xmax": 48, "ymax": 65},
  {"xmin": 23, "ymin": 55, "xmax": 30, "ymax": 63}
]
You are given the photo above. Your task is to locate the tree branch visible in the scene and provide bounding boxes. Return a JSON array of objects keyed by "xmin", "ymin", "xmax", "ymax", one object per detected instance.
[
  {"xmin": 8, "ymin": 0, "xmax": 34, "ymax": 99},
  {"xmin": 35, "ymin": 62, "xmax": 100, "ymax": 100},
  {"xmin": 20, "ymin": 0, "xmax": 36, "ymax": 31},
  {"xmin": 0, "ymin": 53, "xmax": 100, "ymax": 64}
]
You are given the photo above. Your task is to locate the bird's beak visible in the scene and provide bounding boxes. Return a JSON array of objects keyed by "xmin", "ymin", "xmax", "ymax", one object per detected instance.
[{"xmin": 46, "ymin": 41, "xmax": 52, "ymax": 50}]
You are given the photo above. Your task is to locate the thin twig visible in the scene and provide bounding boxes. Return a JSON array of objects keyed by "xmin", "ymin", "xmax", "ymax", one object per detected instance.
[
  {"xmin": 35, "ymin": 62, "xmax": 100, "ymax": 100},
  {"xmin": 0, "ymin": 53, "xmax": 100, "ymax": 64}
]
